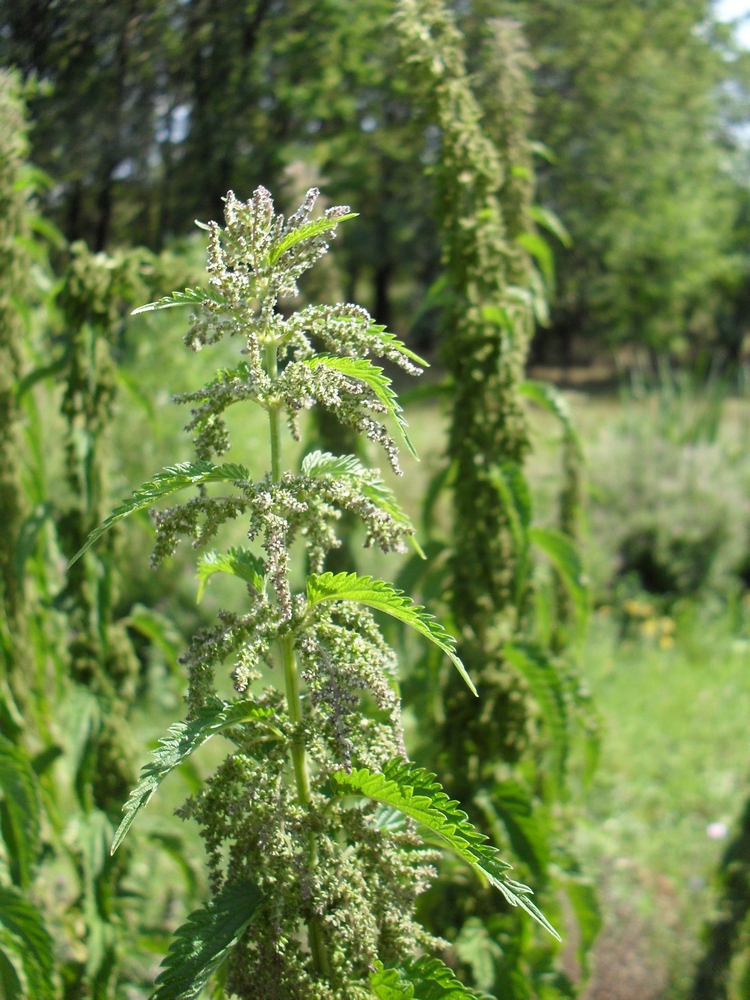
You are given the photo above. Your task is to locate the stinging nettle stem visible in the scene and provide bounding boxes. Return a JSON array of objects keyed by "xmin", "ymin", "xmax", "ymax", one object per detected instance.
[{"xmin": 266, "ymin": 337, "xmax": 330, "ymax": 980}]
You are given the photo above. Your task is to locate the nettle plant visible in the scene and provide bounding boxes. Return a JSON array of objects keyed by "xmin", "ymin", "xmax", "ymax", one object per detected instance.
[{"xmin": 73, "ymin": 187, "xmax": 557, "ymax": 1000}]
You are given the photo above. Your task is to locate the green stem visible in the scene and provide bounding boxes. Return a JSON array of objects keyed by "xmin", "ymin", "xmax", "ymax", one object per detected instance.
[
  {"xmin": 280, "ymin": 632, "xmax": 331, "ymax": 980},
  {"xmin": 266, "ymin": 339, "xmax": 330, "ymax": 980},
  {"xmin": 266, "ymin": 341, "xmax": 281, "ymax": 484}
]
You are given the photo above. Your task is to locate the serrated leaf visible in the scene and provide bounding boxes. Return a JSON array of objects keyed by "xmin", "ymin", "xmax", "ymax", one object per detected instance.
[
  {"xmin": 333, "ymin": 758, "xmax": 559, "ymax": 940},
  {"xmin": 304, "ymin": 355, "xmax": 417, "ymax": 458},
  {"xmin": 152, "ymin": 879, "xmax": 263, "ymax": 1000},
  {"xmin": 301, "ymin": 452, "xmax": 423, "ymax": 555},
  {"xmin": 112, "ymin": 699, "xmax": 277, "ymax": 853},
  {"xmin": 371, "ymin": 956, "xmax": 484, "ymax": 999},
  {"xmin": 69, "ymin": 461, "xmax": 249, "ymax": 565},
  {"xmin": 132, "ymin": 287, "xmax": 224, "ymax": 315},
  {"xmin": 368, "ymin": 323, "xmax": 429, "ymax": 367},
  {"xmin": 529, "ymin": 526, "xmax": 589, "ymax": 627},
  {"xmin": 489, "ymin": 462, "xmax": 531, "ymax": 606},
  {"xmin": 269, "ymin": 213, "xmax": 358, "ymax": 263},
  {"xmin": 504, "ymin": 643, "xmax": 568, "ymax": 791},
  {"xmin": 0, "ymin": 886, "xmax": 55, "ymax": 1000},
  {"xmin": 196, "ymin": 547, "xmax": 266, "ymax": 602},
  {"xmin": 0, "ymin": 737, "xmax": 41, "ymax": 888},
  {"xmin": 301, "ymin": 450, "xmax": 366, "ymax": 478},
  {"xmin": 306, "ymin": 572, "xmax": 474, "ymax": 694}
]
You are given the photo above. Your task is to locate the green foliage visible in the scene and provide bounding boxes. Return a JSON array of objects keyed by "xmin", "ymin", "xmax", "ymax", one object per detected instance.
[
  {"xmin": 301, "ymin": 452, "xmax": 424, "ymax": 556},
  {"xmin": 370, "ymin": 956, "xmax": 484, "ymax": 1000},
  {"xmin": 112, "ymin": 698, "xmax": 277, "ymax": 853},
  {"xmin": 304, "ymin": 355, "xmax": 417, "ymax": 457},
  {"xmin": 270, "ymin": 213, "xmax": 359, "ymax": 262},
  {"xmin": 132, "ymin": 287, "xmax": 226, "ymax": 314},
  {"xmin": 333, "ymin": 758, "xmax": 559, "ymax": 938},
  {"xmin": 151, "ymin": 880, "xmax": 263, "ymax": 1000},
  {"xmin": 510, "ymin": 0, "xmax": 743, "ymax": 353},
  {"xmin": 0, "ymin": 68, "xmax": 33, "ymax": 680},
  {"xmin": 306, "ymin": 572, "xmax": 474, "ymax": 693},
  {"xmin": 394, "ymin": 5, "xmax": 594, "ymax": 996},
  {"xmin": 528, "ymin": 527, "xmax": 588, "ymax": 628},
  {"xmin": 502, "ymin": 644, "xmax": 568, "ymax": 793},
  {"xmin": 70, "ymin": 461, "xmax": 250, "ymax": 564},
  {"xmin": 195, "ymin": 548, "xmax": 267, "ymax": 602},
  {"xmin": 0, "ymin": 736, "xmax": 41, "ymax": 888},
  {"xmin": 0, "ymin": 886, "xmax": 55, "ymax": 1000}
]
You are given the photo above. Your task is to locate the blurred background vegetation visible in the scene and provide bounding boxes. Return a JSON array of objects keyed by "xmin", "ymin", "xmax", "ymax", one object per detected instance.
[{"xmin": 4, "ymin": 0, "xmax": 750, "ymax": 997}]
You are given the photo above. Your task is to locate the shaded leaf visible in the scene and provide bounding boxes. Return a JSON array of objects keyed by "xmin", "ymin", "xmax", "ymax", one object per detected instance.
[
  {"xmin": 0, "ymin": 886, "xmax": 55, "ymax": 1000},
  {"xmin": 529, "ymin": 526, "xmax": 589, "ymax": 626},
  {"xmin": 196, "ymin": 548, "xmax": 266, "ymax": 602},
  {"xmin": 371, "ymin": 956, "xmax": 485, "ymax": 999},
  {"xmin": 0, "ymin": 736, "xmax": 41, "ymax": 888},
  {"xmin": 112, "ymin": 699, "xmax": 277, "ymax": 853},
  {"xmin": 556, "ymin": 872, "xmax": 601, "ymax": 978},
  {"xmin": 504, "ymin": 643, "xmax": 568, "ymax": 790},
  {"xmin": 306, "ymin": 572, "xmax": 474, "ymax": 695},
  {"xmin": 0, "ymin": 944, "xmax": 23, "ymax": 1000},
  {"xmin": 490, "ymin": 462, "xmax": 532, "ymax": 605},
  {"xmin": 69, "ymin": 461, "xmax": 249, "ymax": 565},
  {"xmin": 454, "ymin": 918, "xmax": 503, "ymax": 994},
  {"xmin": 30, "ymin": 745, "xmax": 63, "ymax": 777},
  {"xmin": 483, "ymin": 781, "xmax": 550, "ymax": 878},
  {"xmin": 152, "ymin": 879, "xmax": 263, "ymax": 1000}
]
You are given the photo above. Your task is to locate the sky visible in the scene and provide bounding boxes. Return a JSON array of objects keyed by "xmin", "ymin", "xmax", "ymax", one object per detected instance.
[{"xmin": 716, "ymin": 0, "xmax": 750, "ymax": 47}]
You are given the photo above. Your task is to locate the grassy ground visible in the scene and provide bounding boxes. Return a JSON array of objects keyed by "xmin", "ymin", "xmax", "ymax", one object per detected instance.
[
  {"xmin": 555, "ymin": 391, "xmax": 750, "ymax": 999},
  {"xmin": 575, "ymin": 605, "xmax": 750, "ymax": 998}
]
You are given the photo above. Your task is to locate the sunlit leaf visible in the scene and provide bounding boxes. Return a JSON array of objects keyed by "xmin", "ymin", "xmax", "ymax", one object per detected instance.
[
  {"xmin": 132, "ymin": 287, "xmax": 224, "ymax": 315},
  {"xmin": 334, "ymin": 758, "xmax": 559, "ymax": 940},
  {"xmin": 269, "ymin": 213, "xmax": 358, "ymax": 263},
  {"xmin": 306, "ymin": 572, "xmax": 474, "ymax": 694},
  {"xmin": 112, "ymin": 699, "xmax": 277, "ymax": 853},
  {"xmin": 69, "ymin": 461, "xmax": 250, "ymax": 565},
  {"xmin": 304, "ymin": 355, "xmax": 417, "ymax": 458},
  {"xmin": 370, "ymin": 955, "xmax": 485, "ymax": 999}
]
